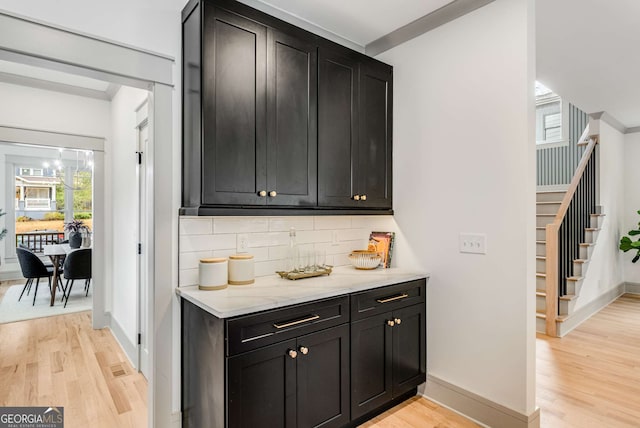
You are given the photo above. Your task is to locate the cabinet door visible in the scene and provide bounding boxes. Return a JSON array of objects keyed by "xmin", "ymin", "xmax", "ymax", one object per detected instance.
[
  {"xmin": 202, "ymin": 5, "xmax": 267, "ymax": 206},
  {"xmin": 266, "ymin": 30, "xmax": 318, "ymax": 207},
  {"xmin": 318, "ymin": 48, "xmax": 359, "ymax": 207},
  {"xmin": 350, "ymin": 312, "xmax": 393, "ymax": 419},
  {"xmin": 228, "ymin": 339, "xmax": 297, "ymax": 428},
  {"xmin": 392, "ymin": 304, "xmax": 426, "ymax": 396},
  {"xmin": 357, "ymin": 58, "xmax": 393, "ymax": 209},
  {"xmin": 297, "ymin": 324, "xmax": 350, "ymax": 428}
]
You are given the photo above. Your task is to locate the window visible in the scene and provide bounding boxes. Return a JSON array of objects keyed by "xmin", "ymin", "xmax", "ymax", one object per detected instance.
[{"xmin": 536, "ymin": 81, "xmax": 567, "ymax": 146}]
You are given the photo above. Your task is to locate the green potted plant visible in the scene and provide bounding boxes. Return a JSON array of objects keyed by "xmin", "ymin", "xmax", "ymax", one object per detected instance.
[
  {"xmin": 619, "ymin": 210, "xmax": 640, "ymax": 263},
  {"xmin": 64, "ymin": 219, "xmax": 89, "ymax": 249}
]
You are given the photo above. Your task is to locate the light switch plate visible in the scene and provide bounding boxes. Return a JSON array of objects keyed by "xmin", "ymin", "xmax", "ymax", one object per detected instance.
[
  {"xmin": 459, "ymin": 233, "xmax": 487, "ymax": 254},
  {"xmin": 237, "ymin": 234, "xmax": 249, "ymax": 252}
]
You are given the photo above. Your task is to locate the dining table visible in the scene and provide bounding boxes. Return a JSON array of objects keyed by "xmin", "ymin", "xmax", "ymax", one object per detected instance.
[{"xmin": 43, "ymin": 244, "xmax": 75, "ymax": 306}]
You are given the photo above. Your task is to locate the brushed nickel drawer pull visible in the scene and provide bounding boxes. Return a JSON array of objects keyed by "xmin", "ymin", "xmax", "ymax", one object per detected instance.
[
  {"xmin": 273, "ymin": 314, "xmax": 320, "ymax": 329},
  {"xmin": 376, "ymin": 293, "xmax": 409, "ymax": 304}
]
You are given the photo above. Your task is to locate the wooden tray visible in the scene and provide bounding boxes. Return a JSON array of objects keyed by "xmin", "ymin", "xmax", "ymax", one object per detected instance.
[{"xmin": 276, "ymin": 266, "xmax": 333, "ymax": 280}]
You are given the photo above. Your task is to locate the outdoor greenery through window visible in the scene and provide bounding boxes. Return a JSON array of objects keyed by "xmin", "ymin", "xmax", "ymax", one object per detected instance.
[{"xmin": 536, "ymin": 81, "xmax": 565, "ymax": 145}]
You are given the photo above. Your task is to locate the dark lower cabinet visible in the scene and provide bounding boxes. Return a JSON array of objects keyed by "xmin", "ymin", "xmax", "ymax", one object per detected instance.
[
  {"xmin": 182, "ymin": 279, "xmax": 426, "ymax": 428},
  {"xmin": 228, "ymin": 325, "xmax": 349, "ymax": 428},
  {"xmin": 351, "ymin": 287, "xmax": 426, "ymax": 420}
]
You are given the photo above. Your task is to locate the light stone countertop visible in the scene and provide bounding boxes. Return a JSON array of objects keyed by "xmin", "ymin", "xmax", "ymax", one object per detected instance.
[{"xmin": 176, "ymin": 266, "xmax": 429, "ymax": 318}]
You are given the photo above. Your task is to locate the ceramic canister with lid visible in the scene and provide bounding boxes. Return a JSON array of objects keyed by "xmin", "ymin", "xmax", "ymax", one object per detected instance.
[
  {"xmin": 199, "ymin": 258, "xmax": 228, "ymax": 290},
  {"xmin": 228, "ymin": 254, "xmax": 255, "ymax": 285}
]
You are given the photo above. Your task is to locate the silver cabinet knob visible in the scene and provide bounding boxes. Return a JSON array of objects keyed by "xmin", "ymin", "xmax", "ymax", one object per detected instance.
[
  {"xmin": 299, "ymin": 346, "xmax": 309, "ymax": 355},
  {"xmin": 288, "ymin": 349, "xmax": 297, "ymax": 359},
  {"xmin": 361, "ymin": 195, "xmax": 367, "ymax": 201},
  {"xmin": 258, "ymin": 190, "xmax": 267, "ymax": 197},
  {"xmin": 269, "ymin": 191, "xmax": 277, "ymax": 197},
  {"xmin": 353, "ymin": 195, "xmax": 361, "ymax": 201}
]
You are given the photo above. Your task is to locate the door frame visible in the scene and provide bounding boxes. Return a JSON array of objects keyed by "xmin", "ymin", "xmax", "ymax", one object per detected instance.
[{"xmin": 0, "ymin": 11, "xmax": 176, "ymax": 428}]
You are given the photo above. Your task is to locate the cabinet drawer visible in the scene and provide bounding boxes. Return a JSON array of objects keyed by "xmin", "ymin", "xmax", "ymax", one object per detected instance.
[
  {"xmin": 227, "ymin": 296, "xmax": 349, "ymax": 355},
  {"xmin": 351, "ymin": 279, "xmax": 426, "ymax": 321}
]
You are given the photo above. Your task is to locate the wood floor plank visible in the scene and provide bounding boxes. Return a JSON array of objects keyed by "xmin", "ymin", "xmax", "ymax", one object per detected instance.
[{"xmin": 0, "ymin": 311, "xmax": 146, "ymax": 428}]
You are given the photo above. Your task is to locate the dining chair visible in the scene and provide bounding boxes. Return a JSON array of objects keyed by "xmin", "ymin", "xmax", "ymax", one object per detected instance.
[
  {"xmin": 16, "ymin": 247, "xmax": 55, "ymax": 306},
  {"xmin": 61, "ymin": 248, "xmax": 92, "ymax": 308}
]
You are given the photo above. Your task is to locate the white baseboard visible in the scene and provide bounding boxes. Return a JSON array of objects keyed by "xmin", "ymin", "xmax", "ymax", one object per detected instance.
[
  {"xmin": 109, "ymin": 315, "xmax": 137, "ymax": 369},
  {"xmin": 557, "ymin": 283, "xmax": 625, "ymax": 337},
  {"xmin": 423, "ymin": 375, "xmax": 540, "ymax": 428},
  {"xmin": 625, "ymin": 282, "xmax": 640, "ymax": 294}
]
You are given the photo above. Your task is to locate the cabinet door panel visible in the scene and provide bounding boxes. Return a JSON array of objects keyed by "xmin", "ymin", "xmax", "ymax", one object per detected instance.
[
  {"xmin": 267, "ymin": 30, "xmax": 317, "ymax": 206},
  {"xmin": 358, "ymin": 59, "xmax": 392, "ymax": 209},
  {"xmin": 228, "ymin": 339, "xmax": 297, "ymax": 428},
  {"xmin": 318, "ymin": 49, "xmax": 358, "ymax": 207},
  {"xmin": 350, "ymin": 312, "xmax": 393, "ymax": 419},
  {"xmin": 297, "ymin": 324, "xmax": 350, "ymax": 428},
  {"xmin": 392, "ymin": 304, "xmax": 426, "ymax": 396},
  {"xmin": 202, "ymin": 6, "xmax": 267, "ymax": 205}
]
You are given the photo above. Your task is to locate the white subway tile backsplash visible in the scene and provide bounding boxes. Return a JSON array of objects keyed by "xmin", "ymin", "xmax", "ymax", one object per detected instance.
[
  {"xmin": 179, "ymin": 268, "xmax": 199, "ymax": 287},
  {"xmin": 254, "ymin": 260, "xmax": 284, "ymax": 277},
  {"xmin": 179, "ymin": 250, "xmax": 214, "ymax": 270},
  {"xmin": 269, "ymin": 217, "xmax": 314, "ymax": 232},
  {"xmin": 214, "ymin": 217, "xmax": 269, "ymax": 234},
  {"xmin": 351, "ymin": 215, "xmax": 397, "ymax": 231},
  {"xmin": 179, "ymin": 218, "xmax": 213, "ymax": 235},
  {"xmin": 247, "ymin": 232, "xmax": 289, "ymax": 248},
  {"xmin": 179, "ymin": 234, "xmax": 236, "ymax": 252},
  {"xmin": 178, "ymin": 215, "xmax": 396, "ymax": 281},
  {"xmin": 314, "ymin": 216, "xmax": 352, "ymax": 230},
  {"xmin": 337, "ymin": 228, "xmax": 369, "ymax": 243},
  {"xmin": 296, "ymin": 230, "xmax": 332, "ymax": 244}
]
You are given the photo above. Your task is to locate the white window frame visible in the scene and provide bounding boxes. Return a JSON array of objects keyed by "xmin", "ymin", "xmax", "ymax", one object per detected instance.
[{"xmin": 536, "ymin": 95, "xmax": 569, "ymax": 148}]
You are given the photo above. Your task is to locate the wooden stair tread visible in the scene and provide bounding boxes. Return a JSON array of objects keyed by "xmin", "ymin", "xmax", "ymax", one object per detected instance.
[
  {"xmin": 585, "ymin": 228, "xmax": 600, "ymax": 232},
  {"xmin": 574, "ymin": 259, "xmax": 588, "ymax": 264},
  {"xmin": 536, "ymin": 226, "xmax": 545, "ymax": 230},
  {"xmin": 559, "ymin": 294, "xmax": 577, "ymax": 301},
  {"xmin": 536, "ymin": 256, "xmax": 546, "ymax": 260},
  {"xmin": 577, "ymin": 141, "xmax": 589, "ymax": 146},
  {"xmin": 567, "ymin": 276, "xmax": 583, "ymax": 282},
  {"xmin": 590, "ymin": 213, "xmax": 606, "ymax": 217},
  {"xmin": 556, "ymin": 315, "xmax": 569, "ymax": 322},
  {"xmin": 536, "ymin": 190, "xmax": 566, "ymax": 194},
  {"xmin": 536, "ymin": 288, "xmax": 546, "ymax": 293},
  {"xmin": 536, "ymin": 240, "xmax": 546, "ymax": 244},
  {"xmin": 536, "ymin": 273, "xmax": 546, "ymax": 278},
  {"xmin": 536, "ymin": 214, "xmax": 555, "ymax": 217},
  {"xmin": 536, "ymin": 201, "xmax": 561, "ymax": 205},
  {"xmin": 579, "ymin": 243, "xmax": 594, "ymax": 247},
  {"xmin": 536, "ymin": 311, "xmax": 546, "ymax": 319},
  {"xmin": 536, "ymin": 291, "xmax": 546, "ymax": 297}
]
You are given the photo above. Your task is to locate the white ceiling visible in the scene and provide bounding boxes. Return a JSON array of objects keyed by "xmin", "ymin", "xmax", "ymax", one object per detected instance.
[
  {"xmin": 255, "ymin": 0, "xmax": 455, "ymax": 46},
  {"xmin": 537, "ymin": 0, "xmax": 640, "ymax": 129}
]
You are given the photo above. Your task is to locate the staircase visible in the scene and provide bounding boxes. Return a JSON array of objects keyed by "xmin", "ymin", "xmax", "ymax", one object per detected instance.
[{"xmin": 536, "ymin": 127, "xmax": 602, "ymax": 336}]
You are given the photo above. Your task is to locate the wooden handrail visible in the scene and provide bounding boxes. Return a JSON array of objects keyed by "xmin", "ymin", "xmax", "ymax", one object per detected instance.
[
  {"xmin": 552, "ymin": 126, "xmax": 597, "ymax": 227},
  {"xmin": 544, "ymin": 124, "xmax": 598, "ymax": 336}
]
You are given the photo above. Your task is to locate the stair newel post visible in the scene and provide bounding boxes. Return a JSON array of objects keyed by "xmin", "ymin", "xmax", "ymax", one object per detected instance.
[{"xmin": 545, "ymin": 223, "xmax": 559, "ymax": 337}]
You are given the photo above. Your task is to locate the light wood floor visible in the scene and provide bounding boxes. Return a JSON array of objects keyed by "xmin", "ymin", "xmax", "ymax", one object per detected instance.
[
  {"xmin": 537, "ymin": 293, "xmax": 640, "ymax": 428},
  {"xmin": 0, "ymin": 293, "xmax": 637, "ymax": 428},
  {"xmin": 0, "ymin": 311, "xmax": 147, "ymax": 428}
]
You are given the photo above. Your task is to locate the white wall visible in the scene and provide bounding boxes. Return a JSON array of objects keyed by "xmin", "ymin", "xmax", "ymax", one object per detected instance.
[
  {"xmin": 0, "ymin": 81, "xmax": 110, "ymax": 136},
  {"xmin": 572, "ymin": 121, "xmax": 625, "ymax": 310},
  {"xmin": 623, "ymin": 132, "xmax": 640, "ymax": 283},
  {"xmin": 108, "ymin": 86, "xmax": 148, "ymax": 357},
  {"xmin": 377, "ymin": 0, "xmax": 537, "ymax": 418}
]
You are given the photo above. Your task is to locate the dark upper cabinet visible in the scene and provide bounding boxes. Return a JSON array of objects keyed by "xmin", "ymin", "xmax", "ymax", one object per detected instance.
[
  {"xmin": 181, "ymin": 0, "xmax": 392, "ymax": 214},
  {"xmin": 318, "ymin": 49, "xmax": 393, "ymax": 209},
  {"xmin": 266, "ymin": 30, "xmax": 318, "ymax": 207},
  {"xmin": 201, "ymin": 5, "xmax": 268, "ymax": 206}
]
